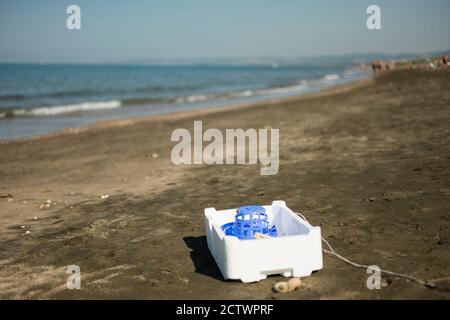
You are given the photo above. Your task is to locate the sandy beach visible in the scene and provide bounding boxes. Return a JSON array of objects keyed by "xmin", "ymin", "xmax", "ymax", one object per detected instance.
[{"xmin": 0, "ymin": 69, "xmax": 449, "ymax": 299}]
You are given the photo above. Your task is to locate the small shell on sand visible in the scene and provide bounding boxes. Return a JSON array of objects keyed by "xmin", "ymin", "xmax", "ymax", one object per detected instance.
[
  {"xmin": 39, "ymin": 200, "xmax": 52, "ymax": 209},
  {"xmin": 273, "ymin": 278, "xmax": 302, "ymax": 293},
  {"xmin": 273, "ymin": 281, "xmax": 289, "ymax": 293},
  {"xmin": 287, "ymin": 278, "xmax": 302, "ymax": 291}
]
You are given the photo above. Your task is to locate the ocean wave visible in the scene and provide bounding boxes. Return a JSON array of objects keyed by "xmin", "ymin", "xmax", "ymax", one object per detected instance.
[
  {"xmin": 175, "ymin": 94, "xmax": 210, "ymax": 104},
  {"xmin": 121, "ymin": 97, "xmax": 167, "ymax": 106},
  {"xmin": 323, "ymin": 74, "xmax": 340, "ymax": 81},
  {"xmin": 343, "ymin": 69, "xmax": 356, "ymax": 76},
  {"xmin": 173, "ymin": 81, "xmax": 309, "ymax": 105},
  {"xmin": 134, "ymin": 83, "xmax": 207, "ymax": 94},
  {"xmin": 1, "ymin": 100, "xmax": 122, "ymax": 118},
  {"xmin": 0, "ymin": 90, "xmax": 99, "ymax": 102},
  {"xmin": 234, "ymin": 90, "xmax": 254, "ymax": 98},
  {"xmin": 0, "ymin": 94, "xmax": 26, "ymax": 101},
  {"xmin": 0, "ymin": 80, "xmax": 313, "ymax": 119},
  {"xmin": 259, "ymin": 81, "xmax": 308, "ymax": 95},
  {"xmin": 175, "ymin": 91, "xmax": 252, "ymax": 104}
]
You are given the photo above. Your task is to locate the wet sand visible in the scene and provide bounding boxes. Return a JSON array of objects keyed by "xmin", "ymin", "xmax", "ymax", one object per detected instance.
[{"xmin": 0, "ymin": 70, "xmax": 449, "ymax": 299}]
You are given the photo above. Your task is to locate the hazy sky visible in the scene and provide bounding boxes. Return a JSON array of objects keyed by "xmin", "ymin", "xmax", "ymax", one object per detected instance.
[{"xmin": 1, "ymin": 0, "xmax": 449, "ymax": 63}]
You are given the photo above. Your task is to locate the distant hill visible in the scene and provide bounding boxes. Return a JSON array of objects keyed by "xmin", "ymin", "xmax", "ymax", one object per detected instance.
[{"xmin": 119, "ymin": 50, "xmax": 449, "ymax": 67}]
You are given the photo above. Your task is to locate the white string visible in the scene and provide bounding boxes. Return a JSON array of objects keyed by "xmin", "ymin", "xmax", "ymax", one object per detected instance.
[{"xmin": 295, "ymin": 212, "xmax": 437, "ymax": 289}]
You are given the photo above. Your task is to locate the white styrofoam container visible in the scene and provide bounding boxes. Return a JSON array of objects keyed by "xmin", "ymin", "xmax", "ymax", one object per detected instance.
[{"xmin": 204, "ymin": 201, "xmax": 323, "ymax": 283}]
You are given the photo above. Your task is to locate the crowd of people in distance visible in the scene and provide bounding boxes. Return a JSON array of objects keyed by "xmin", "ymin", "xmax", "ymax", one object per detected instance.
[{"xmin": 371, "ymin": 55, "xmax": 449, "ymax": 74}]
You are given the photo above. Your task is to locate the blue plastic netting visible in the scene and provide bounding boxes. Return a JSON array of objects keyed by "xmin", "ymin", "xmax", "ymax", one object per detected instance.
[{"xmin": 221, "ymin": 205, "xmax": 277, "ymax": 240}]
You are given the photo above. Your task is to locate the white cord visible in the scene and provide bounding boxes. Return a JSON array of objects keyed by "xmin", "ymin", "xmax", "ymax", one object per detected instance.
[{"xmin": 295, "ymin": 212, "xmax": 437, "ymax": 289}]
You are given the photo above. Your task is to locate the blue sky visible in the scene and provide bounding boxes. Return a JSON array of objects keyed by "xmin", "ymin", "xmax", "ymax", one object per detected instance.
[{"xmin": 0, "ymin": 0, "xmax": 449, "ymax": 63}]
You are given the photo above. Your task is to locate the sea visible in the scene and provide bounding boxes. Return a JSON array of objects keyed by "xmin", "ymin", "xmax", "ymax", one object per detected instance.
[{"xmin": 0, "ymin": 63, "xmax": 369, "ymax": 140}]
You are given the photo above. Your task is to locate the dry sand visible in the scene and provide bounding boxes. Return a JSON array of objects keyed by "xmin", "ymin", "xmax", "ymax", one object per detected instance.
[{"xmin": 0, "ymin": 70, "xmax": 449, "ymax": 299}]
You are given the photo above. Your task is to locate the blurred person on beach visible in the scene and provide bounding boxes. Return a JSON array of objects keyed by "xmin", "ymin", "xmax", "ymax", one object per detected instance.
[{"xmin": 442, "ymin": 55, "xmax": 449, "ymax": 69}]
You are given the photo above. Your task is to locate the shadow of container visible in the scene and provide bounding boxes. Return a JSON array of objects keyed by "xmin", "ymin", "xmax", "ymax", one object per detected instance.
[{"xmin": 183, "ymin": 236, "xmax": 223, "ymax": 281}]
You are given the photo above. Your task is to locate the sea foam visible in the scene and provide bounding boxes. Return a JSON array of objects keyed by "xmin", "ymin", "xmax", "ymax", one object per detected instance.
[{"xmin": 14, "ymin": 100, "xmax": 122, "ymax": 117}]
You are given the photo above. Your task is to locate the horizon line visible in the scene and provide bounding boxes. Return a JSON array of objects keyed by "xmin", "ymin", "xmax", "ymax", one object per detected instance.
[{"xmin": 0, "ymin": 49, "xmax": 448, "ymax": 66}]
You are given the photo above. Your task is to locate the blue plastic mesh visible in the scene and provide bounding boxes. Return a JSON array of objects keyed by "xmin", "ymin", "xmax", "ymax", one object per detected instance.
[{"xmin": 221, "ymin": 205, "xmax": 277, "ymax": 240}]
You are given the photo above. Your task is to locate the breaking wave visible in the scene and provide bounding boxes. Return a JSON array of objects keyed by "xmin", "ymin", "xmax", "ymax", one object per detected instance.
[
  {"xmin": 173, "ymin": 81, "xmax": 309, "ymax": 105},
  {"xmin": 0, "ymin": 100, "xmax": 122, "ymax": 118},
  {"xmin": 0, "ymin": 79, "xmax": 315, "ymax": 119},
  {"xmin": 323, "ymin": 74, "xmax": 340, "ymax": 81}
]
